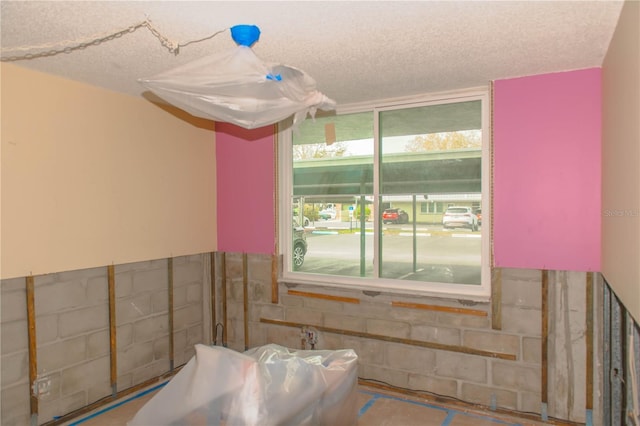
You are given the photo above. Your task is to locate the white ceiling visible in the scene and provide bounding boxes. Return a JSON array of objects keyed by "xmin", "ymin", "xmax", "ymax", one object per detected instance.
[{"xmin": 1, "ymin": 1, "xmax": 624, "ymax": 108}]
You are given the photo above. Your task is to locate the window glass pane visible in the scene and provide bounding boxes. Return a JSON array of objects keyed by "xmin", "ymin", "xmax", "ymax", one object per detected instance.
[
  {"xmin": 379, "ymin": 101, "xmax": 482, "ymax": 285},
  {"xmin": 285, "ymin": 96, "xmax": 485, "ymax": 292},
  {"xmin": 292, "ymin": 112, "xmax": 374, "ymax": 277}
]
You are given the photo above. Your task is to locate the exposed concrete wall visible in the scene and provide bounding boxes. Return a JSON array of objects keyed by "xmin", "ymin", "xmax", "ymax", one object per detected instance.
[
  {"xmin": 0, "ymin": 254, "xmax": 206, "ymax": 425},
  {"xmin": 218, "ymin": 253, "xmax": 601, "ymax": 424},
  {"xmin": 1, "ymin": 252, "xmax": 604, "ymax": 424}
]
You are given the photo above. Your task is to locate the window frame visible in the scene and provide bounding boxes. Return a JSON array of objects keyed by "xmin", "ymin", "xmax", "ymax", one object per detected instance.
[{"xmin": 278, "ymin": 87, "xmax": 491, "ymax": 301}]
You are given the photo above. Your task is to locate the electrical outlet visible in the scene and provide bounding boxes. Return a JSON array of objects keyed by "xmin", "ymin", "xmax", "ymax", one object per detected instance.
[{"xmin": 33, "ymin": 376, "xmax": 51, "ymax": 398}]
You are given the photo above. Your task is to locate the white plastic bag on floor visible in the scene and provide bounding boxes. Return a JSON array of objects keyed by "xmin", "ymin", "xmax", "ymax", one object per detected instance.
[
  {"xmin": 139, "ymin": 25, "xmax": 336, "ymax": 129},
  {"xmin": 127, "ymin": 343, "xmax": 358, "ymax": 426}
]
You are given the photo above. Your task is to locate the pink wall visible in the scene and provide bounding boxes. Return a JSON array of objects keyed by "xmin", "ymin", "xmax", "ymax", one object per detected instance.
[
  {"xmin": 493, "ymin": 68, "xmax": 601, "ymax": 271},
  {"xmin": 215, "ymin": 123, "xmax": 275, "ymax": 254}
]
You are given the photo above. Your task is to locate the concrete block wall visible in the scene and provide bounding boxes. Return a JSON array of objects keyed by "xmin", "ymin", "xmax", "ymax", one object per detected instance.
[
  {"xmin": 0, "ymin": 254, "xmax": 207, "ymax": 426},
  {"xmin": 218, "ymin": 253, "xmax": 601, "ymax": 424}
]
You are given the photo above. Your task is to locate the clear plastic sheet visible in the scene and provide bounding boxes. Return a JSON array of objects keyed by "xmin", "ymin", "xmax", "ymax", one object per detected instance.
[
  {"xmin": 139, "ymin": 26, "xmax": 336, "ymax": 129},
  {"xmin": 128, "ymin": 343, "xmax": 359, "ymax": 426}
]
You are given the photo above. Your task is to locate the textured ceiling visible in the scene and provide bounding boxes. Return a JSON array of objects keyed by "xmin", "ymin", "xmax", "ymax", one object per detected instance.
[{"xmin": 1, "ymin": 1, "xmax": 624, "ymax": 108}]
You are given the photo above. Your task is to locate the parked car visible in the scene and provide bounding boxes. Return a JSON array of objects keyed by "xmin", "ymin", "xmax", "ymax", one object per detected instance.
[
  {"xmin": 318, "ymin": 208, "xmax": 336, "ymax": 220},
  {"xmin": 292, "ymin": 219, "xmax": 308, "ymax": 270},
  {"xmin": 474, "ymin": 208, "xmax": 482, "ymax": 226},
  {"xmin": 382, "ymin": 208, "xmax": 409, "ymax": 224},
  {"xmin": 442, "ymin": 206, "xmax": 479, "ymax": 231}
]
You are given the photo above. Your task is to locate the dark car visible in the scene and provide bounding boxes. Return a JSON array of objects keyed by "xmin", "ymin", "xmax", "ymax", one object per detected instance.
[
  {"xmin": 382, "ymin": 208, "xmax": 409, "ymax": 224},
  {"xmin": 292, "ymin": 219, "xmax": 308, "ymax": 270},
  {"xmin": 474, "ymin": 208, "xmax": 482, "ymax": 226}
]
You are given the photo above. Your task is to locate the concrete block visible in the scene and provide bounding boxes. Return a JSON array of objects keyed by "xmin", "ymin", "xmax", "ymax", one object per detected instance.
[
  {"xmin": 501, "ymin": 276, "xmax": 541, "ymax": 309},
  {"xmin": 174, "ymin": 261, "xmax": 203, "ymax": 287},
  {"xmin": 86, "ymin": 275, "xmax": 108, "ymax": 303},
  {"xmin": 151, "ymin": 290, "xmax": 169, "ymax": 313},
  {"xmin": 285, "ymin": 307, "xmax": 322, "ymax": 325},
  {"xmin": 366, "ymin": 318, "xmax": 410, "ymax": 339},
  {"xmin": 522, "ymin": 337, "xmax": 541, "ymax": 364},
  {"xmin": 436, "ymin": 312, "xmax": 490, "ymax": 329},
  {"xmin": 117, "ymin": 344, "xmax": 154, "ymax": 376},
  {"xmin": 132, "ymin": 268, "xmax": 168, "ymax": 294},
  {"xmin": 35, "ymin": 279, "xmax": 87, "ymax": 316},
  {"xmin": 87, "ymin": 330, "xmax": 109, "ymax": 359},
  {"xmin": 39, "ymin": 336, "xmax": 87, "ymax": 372},
  {"xmin": 408, "ymin": 373, "xmax": 457, "ymax": 399},
  {"xmin": 303, "ymin": 297, "xmax": 345, "ymax": 314},
  {"xmin": 280, "ymin": 294, "xmax": 304, "ymax": 307},
  {"xmin": 519, "ymin": 390, "xmax": 542, "ymax": 415},
  {"xmin": 1, "ymin": 287, "xmax": 26, "ymax": 322},
  {"xmin": 463, "ymin": 331, "xmax": 520, "ymax": 356},
  {"xmin": 492, "ymin": 361, "xmax": 540, "ymax": 392},
  {"xmin": 1, "ymin": 320, "xmax": 28, "ymax": 355},
  {"xmin": 385, "ymin": 344, "xmax": 435, "ymax": 371},
  {"xmin": 186, "ymin": 282, "xmax": 202, "ymax": 304},
  {"xmin": 114, "ymin": 271, "xmax": 133, "ymax": 299},
  {"xmin": 0, "ymin": 277, "xmax": 26, "ymax": 291},
  {"xmin": 59, "ymin": 305, "xmax": 108, "ymax": 338},
  {"xmin": 1, "ymin": 351, "xmax": 28, "ymax": 387},
  {"xmin": 116, "ymin": 373, "xmax": 133, "ymax": 392},
  {"xmin": 174, "ymin": 304, "xmax": 202, "ymax": 330},
  {"xmin": 117, "ymin": 324, "xmax": 133, "ymax": 349},
  {"xmin": 318, "ymin": 332, "xmax": 343, "ymax": 350},
  {"xmin": 266, "ymin": 324, "xmax": 303, "ymax": 349},
  {"xmin": 344, "ymin": 301, "xmax": 392, "ymax": 318},
  {"xmin": 501, "ymin": 268, "xmax": 542, "ymax": 282},
  {"xmin": 501, "ymin": 306, "xmax": 541, "ymax": 336},
  {"xmin": 360, "ymin": 364, "xmax": 409, "ymax": 389},
  {"xmin": 323, "ymin": 314, "xmax": 366, "ymax": 332},
  {"xmin": 61, "ymin": 356, "xmax": 110, "ymax": 396},
  {"xmin": 388, "ymin": 306, "xmax": 438, "ymax": 323},
  {"xmin": 250, "ymin": 279, "xmax": 271, "ymax": 304},
  {"xmin": 259, "ymin": 304, "xmax": 285, "ymax": 321},
  {"xmin": 87, "ymin": 379, "xmax": 112, "ymax": 405},
  {"xmin": 133, "ymin": 315, "xmax": 169, "ymax": 343},
  {"xmin": 461, "ymin": 382, "xmax": 517, "ymax": 409},
  {"xmin": 116, "ymin": 294, "xmax": 152, "ymax": 324},
  {"xmin": 149, "ymin": 335, "xmax": 169, "ymax": 360},
  {"xmin": 36, "ymin": 314, "xmax": 59, "ymax": 345},
  {"xmin": 247, "ymin": 254, "xmax": 272, "ymax": 283},
  {"xmin": 1, "ymin": 382, "xmax": 30, "ymax": 426},
  {"xmin": 343, "ymin": 337, "xmax": 385, "ymax": 365},
  {"xmin": 187, "ymin": 324, "xmax": 203, "ymax": 347},
  {"xmin": 34, "ymin": 371, "xmax": 61, "ymax": 402},
  {"xmin": 411, "ymin": 324, "xmax": 460, "ymax": 346},
  {"xmin": 435, "ymin": 352, "xmax": 487, "ymax": 383},
  {"xmin": 173, "ymin": 284, "xmax": 187, "ymax": 308}
]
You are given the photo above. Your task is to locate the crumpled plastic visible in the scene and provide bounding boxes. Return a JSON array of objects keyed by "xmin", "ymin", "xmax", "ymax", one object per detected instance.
[
  {"xmin": 127, "ymin": 343, "xmax": 359, "ymax": 426},
  {"xmin": 139, "ymin": 26, "xmax": 336, "ymax": 129}
]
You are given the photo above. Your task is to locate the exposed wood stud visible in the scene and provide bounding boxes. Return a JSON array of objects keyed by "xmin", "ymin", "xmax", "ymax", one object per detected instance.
[
  {"xmin": 210, "ymin": 252, "xmax": 216, "ymax": 344},
  {"xmin": 288, "ymin": 289, "xmax": 360, "ymax": 304},
  {"xmin": 586, "ymin": 272, "xmax": 594, "ymax": 412},
  {"xmin": 107, "ymin": 265, "xmax": 117, "ymax": 397},
  {"xmin": 392, "ymin": 301, "xmax": 486, "ymax": 317},
  {"xmin": 271, "ymin": 254, "xmax": 279, "ymax": 304},
  {"xmin": 491, "ymin": 267, "xmax": 502, "ymax": 330},
  {"xmin": 26, "ymin": 276, "xmax": 38, "ymax": 423},
  {"xmin": 260, "ymin": 318, "xmax": 516, "ymax": 361},
  {"xmin": 243, "ymin": 253, "xmax": 249, "ymax": 350},
  {"xmin": 541, "ymin": 269, "xmax": 549, "ymax": 407},
  {"xmin": 168, "ymin": 258, "xmax": 175, "ymax": 371},
  {"xmin": 221, "ymin": 252, "xmax": 228, "ymax": 347}
]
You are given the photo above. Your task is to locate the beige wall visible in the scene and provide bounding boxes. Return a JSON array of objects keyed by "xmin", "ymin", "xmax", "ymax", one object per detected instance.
[
  {"xmin": 1, "ymin": 64, "xmax": 217, "ymax": 279},
  {"xmin": 602, "ymin": 0, "xmax": 640, "ymax": 322}
]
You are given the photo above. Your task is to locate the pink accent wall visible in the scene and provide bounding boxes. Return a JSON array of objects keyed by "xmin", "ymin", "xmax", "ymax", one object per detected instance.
[
  {"xmin": 215, "ymin": 123, "xmax": 275, "ymax": 254},
  {"xmin": 493, "ymin": 68, "xmax": 601, "ymax": 271}
]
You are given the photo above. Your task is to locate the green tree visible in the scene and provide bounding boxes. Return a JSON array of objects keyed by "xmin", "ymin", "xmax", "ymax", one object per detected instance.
[
  {"xmin": 404, "ymin": 130, "xmax": 481, "ymax": 152},
  {"xmin": 293, "ymin": 142, "xmax": 348, "ymax": 160}
]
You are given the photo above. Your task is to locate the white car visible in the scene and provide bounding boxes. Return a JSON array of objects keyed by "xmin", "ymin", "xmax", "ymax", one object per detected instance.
[{"xmin": 442, "ymin": 206, "xmax": 479, "ymax": 231}]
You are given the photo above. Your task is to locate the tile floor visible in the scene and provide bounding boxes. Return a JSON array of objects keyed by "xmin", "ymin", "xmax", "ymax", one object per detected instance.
[{"xmin": 63, "ymin": 381, "xmax": 555, "ymax": 426}]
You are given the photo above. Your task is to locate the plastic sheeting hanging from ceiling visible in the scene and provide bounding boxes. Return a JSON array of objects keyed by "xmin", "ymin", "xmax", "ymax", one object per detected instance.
[{"xmin": 139, "ymin": 25, "xmax": 336, "ymax": 129}]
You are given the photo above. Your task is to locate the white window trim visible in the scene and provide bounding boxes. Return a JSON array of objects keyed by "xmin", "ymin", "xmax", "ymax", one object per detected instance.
[{"xmin": 279, "ymin": 86, "xmax": 491, "ymax": 301}]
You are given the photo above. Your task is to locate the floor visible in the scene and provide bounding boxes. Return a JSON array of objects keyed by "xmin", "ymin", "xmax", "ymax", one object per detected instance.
[{"xmin": 63, "ymin": 382, "xmax": 553, "ymax": 426}]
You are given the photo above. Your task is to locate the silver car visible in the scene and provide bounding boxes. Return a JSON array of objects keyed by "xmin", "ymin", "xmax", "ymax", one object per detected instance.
[{"xmin": 442, "ymin": 206, "xmax": 479, "ymax": 231}]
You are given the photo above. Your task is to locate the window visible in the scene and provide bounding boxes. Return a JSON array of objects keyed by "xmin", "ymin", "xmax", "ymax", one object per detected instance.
[{"xmin": 280, "ymin": 90, "xmax": 490, "ymax": 299}]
